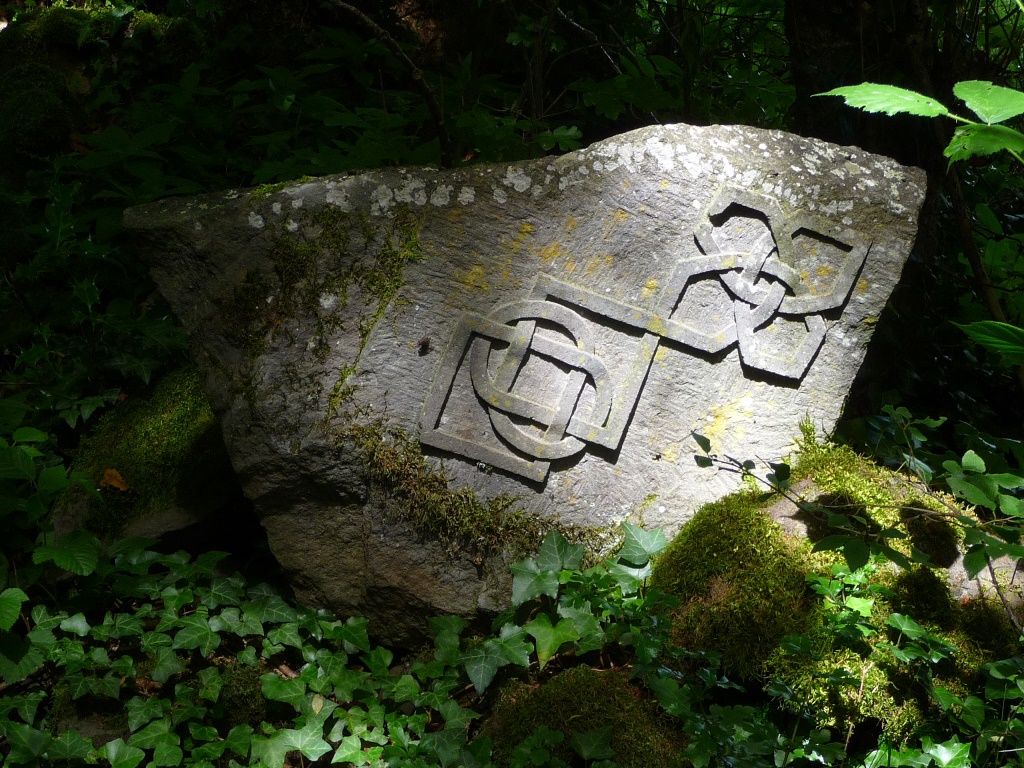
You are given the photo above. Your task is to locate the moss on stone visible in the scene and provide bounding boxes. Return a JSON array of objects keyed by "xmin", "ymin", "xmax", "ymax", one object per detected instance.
[
  {"xmin": 69, "ymin": 366, "xmax": 225, "ymax": 536},
  {"xmin": 484, "ymin": 665, "xmax": 686, "ymax": 768},
  {"xmin": 344, "ymin": 421, "xmax": 551, "ymax": 558},
  {"xmin": 651, "ymin": 491, "xmax": 816, "ymax": 680},
  {"xmin": 792, "ymin": 435, "xmax": 960, "ymax": 561},
  {"xmin": 0, "ymin": 62, "xmax": 76, "ymax": 156}
]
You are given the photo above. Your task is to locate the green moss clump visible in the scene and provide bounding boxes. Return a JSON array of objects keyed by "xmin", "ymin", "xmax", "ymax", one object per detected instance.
[
  {"xmin": 792, "ymin": 436, "xmax": 960, "ymax": 561},
  {"xmin": 70, "ymin": 366, "xmax": 228, "ymax": 536},
  {"xmin": 485, "ymin": 666, "xmax": 686, "ymax": 768},
  {"xmin": 220, "ymin": 661, "xmax": 268, "ymax": 728},
  {"xmin": 651, "ymin": 492, "xmax": 814, "ymax": 680},
  {"xmin": 0, "ymin": 62, "xmax": 75, "ymax": 156}
]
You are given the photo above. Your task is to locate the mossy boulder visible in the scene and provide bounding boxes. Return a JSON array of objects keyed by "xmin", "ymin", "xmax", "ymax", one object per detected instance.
[
  {"xmin": 655, "ymin": 436, "xmax": 1019, "ymax": 743},
  {"xmin": 650, "ymin": 492, "xmax": 816, "ymax": 680},
  {"xmin": 57, "ymin": 365, "xmax": 239, "ymax": 539},
  {"xmin": 483, "ymin": 665, "xmax": 686, "ymax": 768}
]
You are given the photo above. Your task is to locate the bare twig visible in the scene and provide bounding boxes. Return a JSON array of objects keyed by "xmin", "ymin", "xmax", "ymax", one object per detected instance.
[
  {"xmin": 324, "ymin": 0, "xmax": 454, "ymax": 168},
  {"xmin": 985, "ymin": 559, "xmax": 1024, "ymax": 635}
]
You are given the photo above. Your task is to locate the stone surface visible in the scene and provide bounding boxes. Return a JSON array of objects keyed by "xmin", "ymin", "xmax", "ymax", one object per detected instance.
[{"xmin": 123, "ymin": 123, "xmax": 927, "ymax": 643}]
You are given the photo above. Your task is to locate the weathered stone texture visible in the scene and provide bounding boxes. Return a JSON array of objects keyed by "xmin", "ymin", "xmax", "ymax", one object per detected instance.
[{"xmin": 124, "ymin": 124, "xmax": 927, "ymax": 643}]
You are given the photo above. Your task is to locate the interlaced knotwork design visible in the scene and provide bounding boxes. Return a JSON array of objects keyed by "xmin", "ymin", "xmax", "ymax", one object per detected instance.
[{"xmin": 418, "ymin": 186, "xmax": 870, "ymax": 481}]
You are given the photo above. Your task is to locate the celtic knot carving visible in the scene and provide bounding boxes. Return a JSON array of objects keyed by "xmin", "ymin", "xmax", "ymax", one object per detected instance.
[{"xmin": 419, "ymin": 186, "xmax": 870, "ymax": 482}]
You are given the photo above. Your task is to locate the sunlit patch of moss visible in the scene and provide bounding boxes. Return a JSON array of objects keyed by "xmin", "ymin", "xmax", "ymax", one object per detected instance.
[
  {"xmin": 69, "ymin": 366, "xmax": 227, "ymax": 536},
  {"xmin": 792, "ymin": 433, "xmax": 961, "ymax": 561},
  {"xmin": 484, "ymin": 666, "xmax": 687, "ymax": 768},
  {"xmin": 770, "ymin": 639, "xmax": 923, "ymax": 743},
  {"xmin": 651, "ymin": 492, "xmax": 815, "ymax": 680}
]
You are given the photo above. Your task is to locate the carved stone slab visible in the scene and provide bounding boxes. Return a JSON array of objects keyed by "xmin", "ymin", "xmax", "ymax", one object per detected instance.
[{"xmin": 124, "ymin": 124, "xmax": 926, "ymax": 643}]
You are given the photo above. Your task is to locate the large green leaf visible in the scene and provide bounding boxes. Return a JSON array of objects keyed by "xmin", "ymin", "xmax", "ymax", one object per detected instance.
[
  {"xmin": 956, "ymin": 321, "xmax": 1024, "ymax": 365},
  {"xmin": 127, "ymin": 717, "xmax": 178, "ymax": 750},
  {"xmin": 817, "ymin": 83, "xmax": 949, "ymax": 117},
  {"xmin": 333, "ymin": 734, "xmax": 377, "ymax": 765},
  {"xmin": 250, "ymin": 729, "xmax": 292, "ymax": 768},
  {"xmin": 5, "ymin": 722, "xmax": 53, "ymax": 764},
  {"xmin": 0, "ymin": 587, "xmax": 28, "ymax": 632},
  {"xmin": 493, "ymin": 623, "xmax": 532, "ymax": 667},
  {"xmin": 945, "ymin": 123, "xmax": 1024, "ymax": 162},
  {"xmin": 172, "ymin": 614, "xmax": 221, "ymax": 656},
  {"xmin": 261, "ymin": 672, "xmax": 309, "ymax": 709},
  {"xmin": 954, "ymin": 80, "xmax": 1024, "ymax": 124},
  {"xmin": 33, "ymin": 530, "xmax": 101, "ymax": 575}
]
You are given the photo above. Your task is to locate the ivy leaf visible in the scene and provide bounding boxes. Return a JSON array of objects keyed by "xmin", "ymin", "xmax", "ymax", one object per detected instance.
[
  {"xmin": 923, "ymin": 737, "xmax": 971, "ymax": 768},
  {"xmin": 225, "ymin": 723, "xmax": 254, "ymax": 756},
  {"xmin": 493, "ymin": 623, "xmax": 532, "ymax": 667},
  {"xmin": 333, "ymin": 734, "xmax": 374, "ymax": 765},
  {"xmin": 60, "ymin": 612, "xmax": 91, "ymax": 637},
  {"xmin": 5, "ymin": 722, "xmax": 53, "ymax": 763},
  {"xmin": 126, "ymin": 696, "xmax": 166, "ymax": 731},
  {"xmin": 524, "ymin": 613, "xmax": 580, "ymax": 669},
  {"xmin": 0, "ymin": 587, "xmax": 28, "ymax": 632},
  {"xmin": 150, "ymin": 647, "xmax": 184, "ymax": 683},
  {"xmin": 557, "ymin": 602, "xmax": 604, "ymax": 653},
  {"xmin": 536, "ymin": 530, "xmax": 584, "ymax": 572},
  {"xmin": 571, "ymin": 725, "xmax": 615, "ymax": 761},
  {"xmin": 127, "ymin": 717, "xmax": 177, "ymax": 749},
  {"xmin": 172, "ymin": 614, "xmax": 221, "ymax": 656},
  {"xmin": 44, "ymin": 730, "xmax": 94, "ymax": 761},
  {"xmin": 261, "ymin": 672, "xmax": 308, "ymax": 709},
  {"xmin": 509, "ymin": 557, "xmax": 559, "ymax": 607},
  {"xmin": 817, "ymin": 83, "xmax": 950, "ymax": 117},
  {"xmin": 102, "ymin": 738, "xmax": 146, "ymax": 768},
  {"xmin": 250, "ymin": 729, "xmax": 292, "ymax": 768},
  {"xmin": 334, "ymin": 616, "xmax": 372, "ymax": 652},
  {"xmin": 618, "ymin": 523, "xmax": 667, "ymax": 566},
  {"xmin": 198, "ymin": 666, "xmax": 224, "ymax": 702},
  {"xmin": 285, "ymin": 720, "xmax": 332, "ymax": 761},
  {"xmin": 462, "ymin": 641, "xmax": 504, "ymax": 694},
  {"xmin": 954, "ymin": 80, "xmax": 1024, "ymax": 124},
  {"xmin": 243, "ymin": 594, "xmax": 298, "ymax": 624}
]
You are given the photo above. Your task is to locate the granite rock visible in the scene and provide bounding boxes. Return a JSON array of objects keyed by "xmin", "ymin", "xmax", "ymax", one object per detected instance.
[{"xmin": 123, "ymin": 123, "xmax": 927, "ymax": 643}]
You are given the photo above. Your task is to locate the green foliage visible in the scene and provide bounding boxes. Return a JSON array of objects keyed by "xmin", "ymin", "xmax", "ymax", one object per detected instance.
[{"xmin": 818, "ymin": 80, "xmax": 1024, "ymax": 164}]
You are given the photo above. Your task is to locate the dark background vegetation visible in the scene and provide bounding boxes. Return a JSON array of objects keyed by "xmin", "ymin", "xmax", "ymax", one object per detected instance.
[{"xmin": 1, "ymin": 2, "xmax": 1024, "ymax": 766}]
